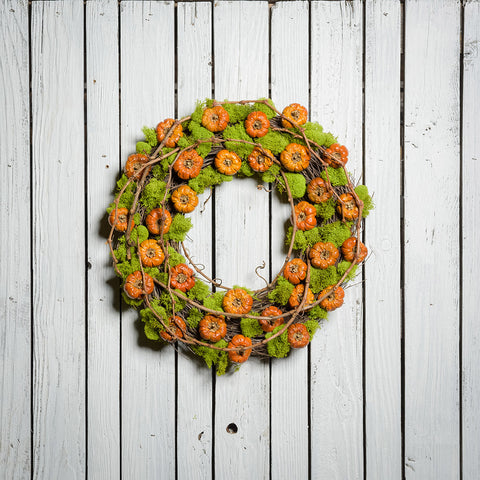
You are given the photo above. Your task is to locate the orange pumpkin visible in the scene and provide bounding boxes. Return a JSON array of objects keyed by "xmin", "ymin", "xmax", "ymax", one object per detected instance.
[
  {"xmin": 341, "ymin": 237, "xmax": 368, "ymax": 263},
  {"xmin": 223, "ymin": 288, "xmax": 253, "ymax": 315},
  {"xmin": 307, "ymin": 177, "xmax": 332, "ymax": 203},
  {"xmin": 282, "ymin": 103, "xmax": 308, "ymax": 128},
  {"xmin": 156, "ymin": 118, "xmax": 183, "ymax": 148},
  {"xmin": 171, "ymin": 185, "xmax": 199, "ymax": 213},
  {"xmin": 227, "ymin": 334, "xmax": 252, "ymax": 363},
  {"xmin": 198, "ymin": 314, "xmax": 227, "ymax": 342},
  {"xmin": 294, "ymin": 201, "xmax": 317, "ymax": 231},
  {"xmin": 214, "ymin": 149, "xmax": 242, "ymax": 175},
  {"xmin": 139, "ymin": 239, "xmax": 164, "ymax": 267},
  {"xmin": 288, "ymin": 323, "xmax": 310, "ymax": 348},
  {"xmin": 245, "ymin": 111, "xmax": 270, "ymax": 137},
  {"xmin": 173, "ymin": 150, "xmax": 203, "ymax": 180},
  {"xmin": 337, "ymin": 193, "xmax": 359, "ymax": 221},
  {"xmin": 109, "ymin": 207, "xmax": 133, "ymax": 232},
  {"xmin": 324, "ymin": 143, "xmax": 348, "ymax": 168},
  {"xmin": 247, "ymin": 147, "xmax": 274, "ymax": 172},
  {"xmin": 160, "ymin": 315, "xmax": 187, "ymax": 342},
  {"xmin": 283, "ymin": 258, "xmax": 307, "ymax": 285},
  {"xmin": 202, "ymin": 105, "xmax": 229, "ymax": 132},
  {"xmin": 309, "ymin": 242, "xmax": 339, "ymax": 269},
  {"xmin": 259, "ymin": 306, "xmax": 284, "ymax": 333},
  {"xmin": 288, "ymin": 284, "xmax": 314, "ymax": 309},
  {"xmin": 124, "ymin": 270, "xmax": 154, "ymax": 299},
  {"xmin": 125, "ymin": 154, "xmax": 151, "ymax": 179},
  {"xmin": 170, "ymin": 263, "xmax": 195, "ymax": 292},
  {"xmin": 319, "ymin": 285, "xmax": 345, "ymax": 311},
  {"xmin": 145, "ymin": 208, "xmax": 172, "ymax": 235},
  {"xmin": 280, "ymin": 143, "xmax": 310, "ymax": 172}
]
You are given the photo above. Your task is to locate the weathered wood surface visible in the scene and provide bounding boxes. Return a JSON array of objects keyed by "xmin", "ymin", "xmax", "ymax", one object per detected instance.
[{"xmin": 0, "ymin": 1, "xmax": 478, "ymax": 479}]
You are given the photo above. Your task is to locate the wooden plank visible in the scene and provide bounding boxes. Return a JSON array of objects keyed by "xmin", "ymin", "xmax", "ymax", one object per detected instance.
[
  {"xmin": 462, "ymin": 1, "xmax": 480, "ymax": 479},
  {"xmin": 213, "ymin": 2, "xmax": 270, "ymax": 478},
  {"xmin": 404, "ymin": 0, "xmax": 460, "ymax": 478},
  {"xmin": 270, "ymin": 2, "xmax": 309, "ymax": 478},
  {"xmin": 120, "ymin": 2, "xmax": 176, "ymax": 478},
  {"xmin": 31, "ymin": 1, "xmax": 86, "ymax": 477},
  {"xmin": 86, "ymin": 1, "xmax": 120, "ymax": 478},
  {"xmin": 176, "ymin": 3, "xmax": 214, "ymax": 479},
  {"xmin": 364, "ymin": 1, "xmax": 402, "ymax": 479},
  {"xmin": 310, "ymin": 2, "xmax": 364, "ymax": 478},
  {"xmin": 0, "ymin": 1, "xmax": 31, "ymax": 478}
]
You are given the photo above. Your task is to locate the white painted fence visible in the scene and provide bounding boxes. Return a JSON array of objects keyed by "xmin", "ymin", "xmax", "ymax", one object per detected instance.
[{"xmin": 1, "ymin": 1, "xmax": 479, "ymax": 479}]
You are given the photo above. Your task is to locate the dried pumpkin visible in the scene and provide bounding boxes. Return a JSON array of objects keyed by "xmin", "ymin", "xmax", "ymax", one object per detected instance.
[
  {"xmin": 139, "ymin": 239, "xmax": 165, "ymax": 267},
  {"xmin": 245, "ymin": 111, "xmax": 270, "ymax": 138},
  {"xmin": 214, "ymin": 149, "xmax": 242, "ymax": 175},
  {"xmin": 227, "ymin": 334, "xmax": 252, "ymax": 363},
  {"xmin": 307, "ymin": 177, "xmax": 332, "ymax": 203},
  {"xmin": 160, "ymin": 315, "xmax": 187, "ymax": 342},
  {"xmin": 337, "ymin": 193, "xmax": 359, "ymax": 221},
  {"xmin": 125, "ymin": 153, "xmax": 151, "ymax": 179},
  {"xmin": 324, "ymin": 143, "xmax": 348, "ymax": 168},
  {"xmin": 341, "ymin": 237, "xmax": 368, "ymax": 263},
  {"xmin": 171, "ymin": 185, "xmax": 199, "ymax": 213},
  {"xmin": 109, "ymin": 207, "xmax": 132, "ymax": 232},
  {"xmin": 124, "ymin": 270, "xmax": 154, "ymax": 299},
  {"xmin": 309, "ymin": 242, "xmax": 339, "ymax": 269},
  {"xmin": 283, "ymin": 258, "xmax": 307, "ymax": 285},
  {"xmin": 198, "ymin": 314, "xmax": 227, "ymax": 342},
  {"xmin": 282, "ymin": 103, "xmax": 308, "ymax": 128},
  {"xmin": 156, "ymin": 118, "xmax": 183, "ymax": 148},
  {"xmin": 259, "ymin": 306, "xmax": 284, "ymax": 333},
  {"xmin": 294, "ymin": 201, "xmax": 317, "ymax": 231},
  {"xmin": 247, "ymin": 147, "xmax": 274, "ymax": 172},
  {"xmin": 202, "ymin": 105, "xmax": 229, "ymax": 132},
  {"xmin": 223, "ymin": 288, "xmax": 253, "ymax": 315},
  {"xmin": 288, "ymin": 323, "xmax": 310, "ymax": 348},
  {"xmin": 280, "ymin": 143, "xmax": 310, "ymax": 172},
  {"xmin": 319, "ymin": 285, "xmax": 345, "ymax": 311},
  {"xmin": 145, "ymin": 208, "xmax": 172, "ymax": 235},
  {"xmin": 173, "ymin": 149, "xmax": 203, "ymax": 180},
  {"xmin": 170, "ymin": 263, "xmax": 195, "ymax": 292},
  {"xmin": 288, "ymin": 284, "xmax": 314, "ymax": 309}
]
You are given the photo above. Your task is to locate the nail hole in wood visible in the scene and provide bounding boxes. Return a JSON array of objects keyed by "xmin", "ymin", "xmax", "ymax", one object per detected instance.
[{"xmin": 226, "ymin": 423, "xmax": 238, "ymax": 434}]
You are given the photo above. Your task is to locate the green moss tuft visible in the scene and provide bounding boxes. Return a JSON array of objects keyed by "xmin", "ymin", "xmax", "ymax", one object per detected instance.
[
  {"xmin": 315, "ymin": 198, "xmax": 336, "ymax": 220},
  {"xmin": 318, "ymin": 221, "xmax": 353, "ymax": 248},
  {"xmin": 265, "ymin": 325, "xmax": 290, "ymax": 358},
  {"xmin": 222, "ymin": 102, "xmax": 252, "ymax": 123},
  {"xmin": 337, "ymin": 261, "xmax": 358, "ymax": 283},
  {"xmin": 308, "ymin": 305, "xmax": 329, "ymax": 321},
  {"xmin": 223, "ymin": 123, "xmax": 255, "ymax": 159},
  {"xmin": 268, "ymin": 276, "xmax": 295, "ymax": 306},
  {"xmin": 139, "ymin": 178, "xmax": 168, "ymax": 211},
  {"xmin": 136, "ymin": 141, "xmax": 152, "ymax": 155},
  {"xmin": 157, "ymin": 289, "xmax": 186, "ymax": 313},
  {"xmin": 129, "ymin": 225, "xmax": 149, "ymax": 245},
  {"xmin": 238, "ymin": 160, "xmax": 256, "ymax": 177},
  {"xmin": 192, "ymin": 339, "xmax": 228, "ymax": 375},
  {"xmin": 107, "ymin": 176, "xmax": 136, "ymax": 213},
  {"xmin": 261, "ymin": 163, "xmax": 281, "ymax": 183},
  {"xmin": 140, "ymin": 299, "xmax": 168, "ymax": 339},
  {"xmin": 191, "ymin": 100, "xmax": 206, "ymax": 124},
  {"xmin": 320, "ymin": 166, "xmax": 348, "ymax": 186},
  {"xmin": 304, "ymin": 319, "xmax": 319, "ymax": 337},
  {"xmin": 203, "ymin": 291, "xmax": 225, "ymax": 312},
  {"xmin": 285, "ymin": 227, "xmax": 308, "ymax": 252},
  {"xmin": 116, "ymin": 254, "xmax": 141, "ymax": 280},
  {"xmin": 186, "ymin": 308, "xmax": 203, "ymax": 329},
  {"xmin": 309, "ymin": 266, "xmax": 338, "ymax": 294},
  {"xmin": 256, "ymin": 131, "xmax": 292, "ymax": 155},
  {"xmin": 278, "ymin": 173, "xmax": 306, "ymax": 199},
  {"xmin": 164, "ymin": 214, "xmax": 192, "ymax": 242},
  {"xmin": 116, "ymin": 174, "xmax": 132, "ymax": 191},
  {"xmin": 142, "ymin": 126, "xmax": 158, "ymax": 146},
  {"xmin": 152, "ymin": 164, "xmax": 168, "ymax": 180},
  {"xmin": 187, "ymin": 280, "xmax": 211, "ymax": 302},
  {"xmin": 323, "ymin": 132, "xmax": 337, "ymax": 147},
  {"xmin": 177, "ymin": 136, "xmax": 191, "ymax": 149},
  {"xmin": 113, "ymin": 236, "xmax": 128, "ymax": 262},
  {"xmin": 187, "ymin": 121, "xmax": 214, "ymax": 157},
  {"xmin": 355, "ymin": 185, "xmax": 374, "ymax": 217},
  {"xmin": 121, "ymin": 291, "xmax": 143, "ymax": 308},
  {"xmin": 303, "ymin": 227, "xmax": 322, "ymax": 247},
  {"xmin": 144, "ymin": 323, "xmax": 160, "ymax": 340},
  {"xmin": 240, "ymin": 317, "xmax": 263, "ymax": 338},
  {"xmin": 166, "ymin": 246, "xmax": 186, "ymax": 267},
  {"xmin": 133, "ymin": 213, "xmax": 141, "ymax": 225},
  {"xmin": 252, "ymin": 98, "xmax": 276, "ymax": 119},
  {"xmin": 302, "ymin": 122, "xmax": 327, "ymax": 146},
  {"xmin": 188, "ymin": 165, "xmax": 233, "ymax": 194}
]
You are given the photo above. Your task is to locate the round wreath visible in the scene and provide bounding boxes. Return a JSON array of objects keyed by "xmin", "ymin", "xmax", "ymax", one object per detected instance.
[{"xmin": 107, "ymin": 98, "xmax": 373, "ymax": 375}]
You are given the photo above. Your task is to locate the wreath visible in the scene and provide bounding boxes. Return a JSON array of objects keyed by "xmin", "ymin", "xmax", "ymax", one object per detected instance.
[{"xmin": 107, "ymin": 98, "xmax": 373, "ymax": 375}]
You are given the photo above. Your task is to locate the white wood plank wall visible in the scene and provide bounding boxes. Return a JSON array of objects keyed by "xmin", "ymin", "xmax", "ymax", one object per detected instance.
[{"xmin": 0, "ymin": 1, "xmax": 478, "ymax": 479}]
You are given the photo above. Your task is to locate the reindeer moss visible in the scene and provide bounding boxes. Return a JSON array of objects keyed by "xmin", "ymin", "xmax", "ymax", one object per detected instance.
[
  {"xmin": 277, "ymin": 173, "xmax": 306, "ymax": 199},
  {"xmin": 177, "ymin": 136, "xmax": 192, "ymax": 149},
  {"xmin": 223, "ymin": 102, "xmax": 252, "ymax": 123},
  {"xmin": 355, "ymin": 185, "xmax": 374, "ymax": 217},
  {"xmin": 166, "ymin": 246, "xmax": 186, "ymax": 267},
  {"xmin": 203, "ymin": 291, "xmax": 225, "ymax": 312},
  {"xmin": 261, "ymin": 163, "xmax": 281, "ymax": 183},
  {"xmin": 265, "ymin": 325, "xmax": 290, "ymax": 358},
  {"xmin": 308, "ymin": 305, "xmax": 329, "ymax": 321},
  {"xmin": 188, "ymin": 166, "xmax": 233, "ymax": 194},
  {"xmin": 116, "ymin": 174, "xmax": 132, "ymax": 191},
  {"xmin": 121, "ymin": 291, "xmax": 143, "ymax": 308},
  {"xmin": 324, "ymin": 132, "xmax": 337, "ymax": 147},
  {"xmin": 157, "ymin": 289, "xmax": 186, "ymax": 313},
  {"xmin": 309, "ymin": 266, "xmax": 338, "ymax": 294},
  {"xmin": 256, "ymin": 131, "xmax": 292, "ymax": 155},
  {"xmin": 130, "ymin": 225, "xmax": 149, "ymax": 245},
  {"xmin": 191, "ymin": 100, "xmax": 206, "ymax": 124},
  {"xmin": 239, "ymin": 160, "xmax": 256, "ymax": 177},
  {"xmin": 252, "ymin": 98, "xmax": 276, "ymax": 119},
  {"xmin": 187, "ymin": 280, "xmax": 211, "ymax": 302},
  {"xmin": 107, "ymin": 175, "xmax": 136, "ymax": 212},
  {"xmin": 140, "ymin": 178, "xmax": 168, "ymax": 211},
  {"xmin": 321, "ymin": 166, "xmax": 348, "ymax": 186},
  {"xmin": 315, "ymin": 198, "xmax": 336, "ymax": 220},
  {"xmin": 136, "ymin": 141, "xmax": 152, "ymax": 155},
  {"xmin": 318, "ymin": 221, "xmax": 353, "ymax": 248},
  {"xmin": 133, "ymin": 213, "xmax": 141, "ymax": 225},
  {"xmin": 142, "ymin": 126, "xmax": 158, "ymax": 146},
  {"xmin": 302, "ymin": 122, "xmax": 326, "ymax": 146},
  {"xmin": 188, "ymin": 121, "xmax": 214, "ymax": 157},
  {"xmin": 223, "ymin": 123, "xmax": 255, "ymax": 159},
  {"xmin": 304, "ymin": 319, "xmax": 320, "ymax": 337},
  {"xmin": 140, "ymin": 299, "xmax": 168, "ymax": 339},
  {"xmin": 116, "ymin": 254, "xmax": 141, "ymax": 280},
  {"xmin": 186, "ymin": 307, "xmax": 203, "ymax": 329},
  {"xmin": 337, "ymin": 261, "xmax": 358, "ymax": 282},
  {"xmin": 267, "ymin": 276, "xmax": 295, "ymax": 306},
  {"xmin": 152, "ymin": 164, "xmax": 168, "ymax": 180},
  {"xmin": 113, "ymin": 236, "xmax": 128, "ymax": 262},
  {"xmin": 285, "ymin": 227, "xmax": 308, "ymax": 252},
  {"xmin": 144, "ymin": 323, "xmax": 160, "ymax": 341},
  {"xmin": 240, "ymin": 317, "xmax": 263, "ymax": 338},
  {"xmin": 303, "ymin": 227, "xmax": 322, "ymax": 247},
  {"xmin": 192, "ymin": 339, "xmax": 228, "ymax": 375},
  {"xmin": 164, "ymin": 214, "xmax": 192, "ymax": 242}
]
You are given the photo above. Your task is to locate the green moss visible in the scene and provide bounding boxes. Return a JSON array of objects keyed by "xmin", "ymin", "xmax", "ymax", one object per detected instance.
[
  {"xmin": 267, "ymin": 276, "xmax": 295, "ymax": 306},
  {"xmin": 203, "ymin": 291, "xmax": 225, "ymax": 312},
  {"xmin": 320, "ymin": 166, "xmax": 348, "ymax": 186},
  {"xmin": 191, "ymin": 100, "xmax": 206, "ymax": 124},
  {"xmin": 164, "ymin": 214, "xmax": 192, "ymax": 242},
  {"xmin": 315, "ymin": 198, "xmax": 336, "ymax": 220},
  {"xmin": 309, "ymin": 266, "xmax": 338, "ymax": 294},
  {"xmin": 129, "ymin": 225, "xmax": 149, "ymax": 245},
  {"xmin": 252, "ymin": 98, "xmax": 276, "ymax": 119},
  {"xmin": 116, "ymin": 254, "xmax": 141, "ymax": 280},
  {"xmin": 261, "ymin": 163, "xmax": 281, "ymax": 183},
  {"xmin": 177, "ymin": 136, "xmax": 192, "ymax": 149},
  {"xmin": 144, "ymin": 323, "xmax": 160, "ymax": 341},
  {"xmin": 223, "ymin": 102, "xmax": 252, "ymax": 123},
  {"xmin": 187, "ymin": 280, "xmax": 211, "ymax": 302},
  {"xmin": 256, "ymin": 131, "xmax": 291, "ymax": 155},
  {"xmin": 303, "ymin": 227, "xmax": 322, "ymax": 247},
  {"xmin": 240, "ymin": 317, "xmax": 263, "ymax": 338},
  {"xmin": 304, "ymin": 319, "xmax": 320, "ymax": 337},
  {"xmin": 277, "ymin": 173, "xmax": 306, "ymax": 199},
  {"xmin": 107, "ymin": 175, "xmax": 136, "ymax": 212},
  {"xmin": 355, "ymin": 185, "xmax": 374, "ymax": 217},
  {"xmin": 308, "ymin": 305, "xmax": 329, "ymax": 321},
  {"xmin": 318, "ymin": 221, "xmax": 353, "ymax": 248},
  {"xmin": 116, "ymin": 174, "xmax": 132, "ymax": 191},
  {"xmin": 192, "ymin": 339, "xmax": 228, "ymax": 375},
  {"xmin": 238, "ymin": 160, "xmax": 256, "ymax": 177},
  {"xmin": 157, "ymin": 289, "xmax": 186, "ymax": 313},
  {"xmin": 187, "ymin": 121, "xmax": 214, "ymax": 157},
  {"xmin": 285, "ymin": 227, "xmax": 307, "ymax": 252},
  {"xmin": 157, "ymin": 271, "xmax": 168, "ymax": 285},
  {"xmin": 139, "ymin": 178, "xmax": 168, "ymax": 211},
  {"xmin": 302, "ymin": 122, "xmax": 327, "ymax": 146},
  {"xmin": 113, "ymin": 236, "xmax": 128, "ymax": 262},
  {"xmin": 152, "ymin": 164, "xmax": 168, "ymax": 180},
  {"xmin": 188, "ymin": 165, "xmax": 233, "ymax": 194},
  {"xmin": 265, "ymin": 324, "xmax": 290, "ymax": 358},
  {"xmin": 144, "ymin": 266, "xmax": 162, "ymax": 281},
  {"xmin": 140, "ymin": 300, "xmax": 168, "ymax": 339},
  {"xmin": 223, "ymin": 123, "xmax": 255, "ymax": 159},
  {"xmin": 323, "ymin": 132, "xmax": 337, "ymax": 147},
  {"xmin": 143, "ymin": 126, "xmax": 158, "ymax": 146},
  {"xmin": 166, "ymin": 246, "xmax": 186, "ymax": 267},
  {"xmin": 136, "ymin": 141, "xmax": 152, "ymax": 155},
  {"xmin": 186, "ymin": 307, "xmax": 203, "ymax": 329},
  {"xmin": 133, "ymin": 213, "xmax": 141, "ymax": 225},
  {"xmin": 337, "ymin": 261, "xmax": 358, "ymax": 283},
  {"xmin": 121, "ymin": 291, "xmax": 143, "ymax": 308}
]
